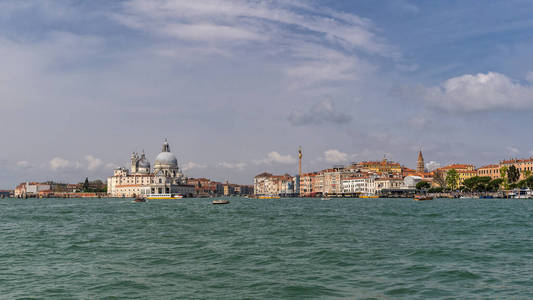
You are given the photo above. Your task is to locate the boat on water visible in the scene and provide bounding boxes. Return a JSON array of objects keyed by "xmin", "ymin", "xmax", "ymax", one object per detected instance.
[
  {"xmin": 360, "ymin": 194, "xmax": 379, "ymax": 199},
  {"xmin": 414, "ymin": 195, "xmax": 433, "ymax": 201},
  {"xmin": 133, "ymin": 197, "xmax": 146, "ymax": 202},
  {"xmin": 258, "ymin": 195, "xmax": 281, "ymax": 199},
  {"xmin": 212, "ymin": 199, "xmax": 230, "ymax": 205},
  {"xmin": 321, "ymin": 197, "xmax": 332, "ymax": 200},
  {"xmin": 146, "ymin": 193, "xmax": 183, "ymax": 200}
]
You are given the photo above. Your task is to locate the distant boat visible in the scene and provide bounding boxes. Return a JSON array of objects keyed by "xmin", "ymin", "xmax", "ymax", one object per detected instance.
[
  {"xmin": 321, "ymin": 196, "xmax": 332, "ymax": 200},
  {"xmin": 414, "ymin": 195, "xmax": 433, "ymax": 201},
  {"xmin": 360, "ymin": 194, "xmax": 379, "ymax": 199},
  {"xmin": 258, "ymin": 195, "xmax": 280, "ymax": 199},
  {"xmin": 133, "ymin": 197, "xmax": 146, "ymax": 203},
  {"xmin": 146, "ymin": 193, "xmax": 183, "ymax": 200},
  {"xmin": 212, "ymin": 199, "xmax": 230, "ymax": 205}
]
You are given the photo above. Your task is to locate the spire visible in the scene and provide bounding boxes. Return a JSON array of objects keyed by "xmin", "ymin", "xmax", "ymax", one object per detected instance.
[
  {"xmin": 417, "ymin": 148, "xmax": 425, "ymax": 173},
  {"xmin": 162, "ymin": 138, "xmax": 170, "ymax": 152}
]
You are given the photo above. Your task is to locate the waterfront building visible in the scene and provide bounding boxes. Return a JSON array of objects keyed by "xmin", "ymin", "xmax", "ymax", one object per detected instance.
[
  {"xmin": 299, "ymin": 172, "xmax": 314, "ymax": 197},
  {"xmin": 355, "ymin": 157, "xmax": 402, "ymax": 175},
  {"xmin": 436, "ymin": 164, "xmax": 476, "ymax": 186},
  {"xmin": 477, "ymin": 164, "xmax": 501, "ymax": 180},
  {"xmin": 499, "ymin": 157, "xmax": 533, "ymax": 180},
  {"xmin": 404, "ymin": 176, "xmax": 423, "ymax": 189},
  {"xmin": 14, "ymin": 182, "xmax": 51, "ymax": 198},
  {"xmin": 312, "ymin": 171, "xmax": 325, "ymax": 195},
  {"xmin": 342, "ymin": 175, "xmax": 377, "ymax": 195},
  {"xmin": 253, "ymin": 173, "xmax": 295, "ymax": 196},
  {"xmin": 323, "ymin": 167, "xmax": 343, "ymax": 195},
  {"xmin": 186, "ymin": 178, "xmax": 223, "ymax": 196},
  {"xmin": 375, "ymin": 177, "xmax": 405, "ymax": 193},
  {"xmin": 107, "ymin": 140, "xmax": 195, "ymax": 198}
]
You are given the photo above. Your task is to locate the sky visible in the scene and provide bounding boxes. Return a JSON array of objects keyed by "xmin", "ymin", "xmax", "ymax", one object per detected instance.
[{"xmin": 1, "ymin": 0, "xmax": 533, "ymax": 188}]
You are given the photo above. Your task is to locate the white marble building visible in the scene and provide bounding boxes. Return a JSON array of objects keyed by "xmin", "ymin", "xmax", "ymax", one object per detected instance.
[{"xmin": 107, "ymin": 140, "xmax": 195, "ymax": 197}]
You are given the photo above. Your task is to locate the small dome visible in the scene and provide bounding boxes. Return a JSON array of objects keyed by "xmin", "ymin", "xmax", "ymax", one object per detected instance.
[
  {"xmin": 139, "ymin": 159, "xmax": 150, "ymax": 169},
  {"xmin": 155, "ymin": 152, "xmax": 177, "ymax": 166}
]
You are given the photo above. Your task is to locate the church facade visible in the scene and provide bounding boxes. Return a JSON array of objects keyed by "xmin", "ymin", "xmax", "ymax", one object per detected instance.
[{"xmin": 107, "ymin": 140, "xmax": 195, "ymax": 197}]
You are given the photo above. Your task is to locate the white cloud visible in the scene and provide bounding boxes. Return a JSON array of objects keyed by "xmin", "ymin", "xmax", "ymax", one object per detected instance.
[
  {"xmin": 409, "ymin": 72, "xmax": 533, "ymax": 112},
  {"xmin": 218, "ymin": 161, "xmax": 247, "ymax": 170},
  {"xmin": 159, "ymin": 23, "xmax": 264, "ymax": 41},
  {"xmin": 85, "ymin": 155, "xmax": 104, "ymax": 171},
  {"xmin": 324, "ymin": 149, "xmax": 349, "ymax": 164},
  {"xmin": 288, "ymin": 99, "xmax": 351, "ymax": 126},
  {"xmin": 255, "ymin": 151, "xmax": 297, "ymax": 165},
  {"xmin": 115, "ymin": 0, "xmax": 394, "ymax": 91},
  {"xmin": 425, "ymin": 161, "xmax": 441, "ymax": 171},
  {"xmin": 182, "ymin": 162, "xmax": 207, "ymax": 171},
  {"xmin": 49, "ymin": 157, "xmax": 75, "ymax": 170},
  {"xmin": 118, "ymin": 0, "xmax": 392, "ymax": 54}
]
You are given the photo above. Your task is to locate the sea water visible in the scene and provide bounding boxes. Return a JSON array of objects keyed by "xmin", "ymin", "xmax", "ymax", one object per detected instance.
[{"xmin": 1, "ymin": 197, "xmax": 533, "ymax": 299}]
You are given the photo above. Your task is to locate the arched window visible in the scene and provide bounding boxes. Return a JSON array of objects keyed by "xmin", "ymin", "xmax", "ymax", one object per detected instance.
[{"xmin": 159, "ymin": 178, "xmax": 162, "ymax": 184}]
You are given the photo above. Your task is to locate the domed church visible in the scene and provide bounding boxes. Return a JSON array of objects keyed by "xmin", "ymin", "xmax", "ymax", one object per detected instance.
[{"xmin": 107, "ymin": 139, "xmax": 195, "ymax": 198}]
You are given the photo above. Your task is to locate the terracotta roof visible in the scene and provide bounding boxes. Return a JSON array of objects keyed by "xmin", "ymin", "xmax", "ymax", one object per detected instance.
[
  {"xmin": 439, "ymin": 164, "xmax": 474, "ymax": 170},
  {"xmin": 478, "ymin": 164, "xmax": 499, "ymax": 169}
]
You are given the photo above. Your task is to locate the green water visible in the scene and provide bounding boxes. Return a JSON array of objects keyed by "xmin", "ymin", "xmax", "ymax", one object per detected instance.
[{"xmin": 1, "ymin": 197, "xmax": 533, "ymax": 299}]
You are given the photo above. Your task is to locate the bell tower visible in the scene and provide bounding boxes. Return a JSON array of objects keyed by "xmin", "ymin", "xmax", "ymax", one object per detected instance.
[{"xmin": 417, "ymin": 149, "xmax": 425, "ymax": 173}]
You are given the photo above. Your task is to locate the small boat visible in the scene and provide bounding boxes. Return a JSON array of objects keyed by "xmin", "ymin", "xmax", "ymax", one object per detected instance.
[
  {"xmin": 212, "ymin": 199, "xmax": 230, "ymax": 205},
  {"xmin": 414, "ymin": 195, "xmax": 433, "ymax": 201},
  {"xmin": 134, "ymin": 197, "xmax": 146, "ymax": 202},
  {"xmin": 321, "ymin": 197, "xmax": 332, "ymax": 200},
  {"xmin": 146, "ymin": 193, "xmax": 183, "ymax": 200}
]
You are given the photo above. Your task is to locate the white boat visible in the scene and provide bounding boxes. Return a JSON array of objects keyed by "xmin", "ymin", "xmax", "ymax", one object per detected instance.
[{"xmin": 146, "ymin": 193, "xmax": 183, "ymax": 200}]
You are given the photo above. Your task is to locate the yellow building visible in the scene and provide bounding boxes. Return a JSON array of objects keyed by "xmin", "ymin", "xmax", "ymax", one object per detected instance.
[
  {"xmin": 477, "ymin": 164, "xmax": 501, "ymax": 180},
  {"xmin": 437, "ymin": 164, "xmax": 476, "ymax": 186},
  {"xmin": 355, "ymin": 157, "xmax": 402, "ymax": 175}
]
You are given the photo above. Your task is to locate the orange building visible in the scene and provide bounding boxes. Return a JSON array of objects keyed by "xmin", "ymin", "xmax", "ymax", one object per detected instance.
[{"xmin": 500, "ymin": 158, "xmax": 533, "ymax": 180}]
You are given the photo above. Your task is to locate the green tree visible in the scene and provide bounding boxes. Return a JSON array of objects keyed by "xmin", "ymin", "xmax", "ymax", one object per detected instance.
[
  {"xmin": 416, "ymin": 181, "xmax": 431, "ymax": 190},
  {"xmin": 463, "ymin": 176, "xmax": 491, "ymax": 192},
  {"xmin": 524, "ymin": 170, "xmax": 532, "ymax": 179},
  {"xmin": 433, "ymin": 172, "xmax": 446, "ymax": 188},
  {"xmin": 83, "ymin": 177, "xmax": 90, "ymax": 192},
  {"xmin": 526, "ymin": 176, "xmax": 533, "ymax": 189},
  {"xmin": 446, "ymin": 169, "xmax": 460, "ymax": 191},
  {"xmin": 499, "ymin": 166, "xmax": 509, "ymax": 190},
  {"xmin": 428, "ymin": 187, "xmax": 444, "ymax": 193},
  {"xmin": 487, "ymin": 178, "xmax": 504, "ymax": 192},
  {"xmin": 507, "ymin": 165, "xmax": 520, "ymax": 184}
]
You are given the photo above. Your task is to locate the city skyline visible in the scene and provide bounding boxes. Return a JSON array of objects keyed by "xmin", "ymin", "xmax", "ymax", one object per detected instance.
[{"xmin": 2, "ymin": 1, "xmax": 533, "ymax": 188}]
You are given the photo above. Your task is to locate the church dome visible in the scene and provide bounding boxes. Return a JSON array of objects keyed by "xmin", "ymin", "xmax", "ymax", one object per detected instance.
[
  {"xmin": 154, "ymin": 139, "xmax": 178, "ymax": 168},
  {"xmin": 155, "ymin": 152, "xmax": 177, "ymax": 166}
]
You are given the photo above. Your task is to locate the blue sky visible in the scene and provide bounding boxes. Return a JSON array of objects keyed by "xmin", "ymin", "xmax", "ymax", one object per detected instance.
[{"xmin": 1, "ymin": 0, "xmax": 533, "ymax": 188}]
